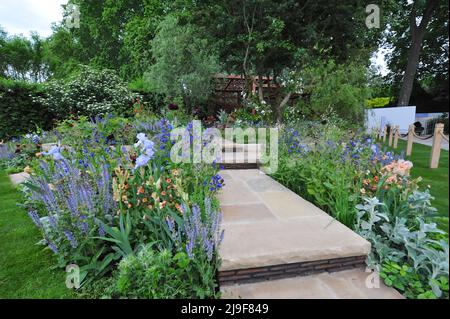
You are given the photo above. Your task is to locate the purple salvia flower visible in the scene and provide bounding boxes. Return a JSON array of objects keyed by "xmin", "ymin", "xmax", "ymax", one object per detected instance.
[
  {"xmin": 63, "ymin": 230, "xmax": 78, "ymax": 248},
  {"xmin": 28, "ymin": 210, "xmax": 43, "ymax": 228},
  {"xmin": 47, "ymin": 240, "xmax": 59, "ymax": 254},
  {"xmin": 98, "ymin": 223, "xmax": 106, "ymax": 237}
]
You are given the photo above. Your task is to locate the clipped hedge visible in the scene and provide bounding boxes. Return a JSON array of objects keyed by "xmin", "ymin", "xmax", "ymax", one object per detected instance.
[{"xmin": 0, "ymin": 78, "xmax": 55, "ymax": 139}]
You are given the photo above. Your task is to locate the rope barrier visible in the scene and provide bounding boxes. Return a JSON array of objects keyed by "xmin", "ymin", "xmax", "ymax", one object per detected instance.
[
  {"xmin": 411, "ymin": 131, "xmax": 435, "ymax": 140},
  {"xmin": 441, "ymin": 132, "xmax": 449, "ymax": 142}
]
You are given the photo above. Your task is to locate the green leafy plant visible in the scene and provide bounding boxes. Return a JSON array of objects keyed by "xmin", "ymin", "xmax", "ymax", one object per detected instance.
[{"xmin": 113, "ymin": 244, "xmax": 219, "ymax": 299}]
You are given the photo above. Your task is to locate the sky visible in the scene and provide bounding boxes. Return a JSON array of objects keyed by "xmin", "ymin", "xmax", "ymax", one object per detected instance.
[
  {"xmin": 0, "ymin": 0, "xmax": 67, "ymax": 37},
  {"xmin": 0, "ymin": 0, "xmax": 389, "ymax": 75}
]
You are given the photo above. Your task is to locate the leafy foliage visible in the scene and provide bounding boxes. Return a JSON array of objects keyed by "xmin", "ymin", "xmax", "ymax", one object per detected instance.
[
  {"xmin": 144, "ymin": 15, "xmax": 220, "ymax": 110},
  {"xmin": 114, "ymin": 245, "xmax": 219, "ymax": 299},
  {"xmin": 0, "ymin": 78, "xmax": 54, "ymax": 139},
  {"xmin": 287, "ymin": 61, "xmax": 371, "ymax": 123}
]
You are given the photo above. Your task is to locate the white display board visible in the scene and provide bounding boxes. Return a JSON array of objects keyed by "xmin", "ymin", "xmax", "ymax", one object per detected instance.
[{"xmin": 365, "ymin": 106, "xmax": 416, "ymax": 134}]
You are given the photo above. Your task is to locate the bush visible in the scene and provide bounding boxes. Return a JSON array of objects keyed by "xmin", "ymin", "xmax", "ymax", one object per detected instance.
[
  {"xmin": 0, "ymin": 78, "xmax": 54, "ymax": 139},
  {"xmin": 37, "ymin": 66, "xmax": 138, "ymax": 118}
]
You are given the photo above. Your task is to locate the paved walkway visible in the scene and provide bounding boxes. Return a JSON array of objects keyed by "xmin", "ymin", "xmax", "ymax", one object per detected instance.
[
  {"xmin": 221, "ymin": 268, "xmax": 403, "ymax": 299},
  {"xmin": 217, "ymin": 162, "xmax": 403, "ymax": 298},
  {"xmin": 9, "ymin": 172, "xmax": 30, "ymax": 185},
  {"xmin": 218, "ymin": 169, "xmax": 370, "ymax": 272}
]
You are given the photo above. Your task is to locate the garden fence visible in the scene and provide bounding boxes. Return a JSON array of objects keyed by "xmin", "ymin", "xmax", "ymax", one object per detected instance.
[{"xmin": 375, "ymin": 123, "xmax": 448, "ymax": 169}]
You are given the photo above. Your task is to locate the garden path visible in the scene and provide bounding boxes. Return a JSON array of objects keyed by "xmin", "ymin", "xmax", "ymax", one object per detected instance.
[
  {"xmin": 9, "ymin": 172, "xmax": 30, "ymax": 185},
  {"xmin": 217, "ymin": 143, "xmax": 403, "ymax": 299}
]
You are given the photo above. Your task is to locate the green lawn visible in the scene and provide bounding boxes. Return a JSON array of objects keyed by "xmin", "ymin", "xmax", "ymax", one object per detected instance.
[
  {"xmin": 384, "ymin": 139, "xmax": 449, "ymax": 230},
  {"xmin": 0, "ymin": 170, "xmax": 75, "ymax": 298}
]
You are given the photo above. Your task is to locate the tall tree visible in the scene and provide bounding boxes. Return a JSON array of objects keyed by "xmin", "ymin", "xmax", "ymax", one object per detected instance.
[{"xmin": 396, "ymin": 0, "xmax": 439, "ymax": 106}]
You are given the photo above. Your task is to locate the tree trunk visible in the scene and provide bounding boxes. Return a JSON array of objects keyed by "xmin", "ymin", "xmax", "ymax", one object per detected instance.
[
  {"xmin": 397, "ymin": 0, "xmax": 438, "ymax": 106},
  {"xmin": 276, "ymin": 92, "xmax": 292, "ymax": 124},
  {"xmin": 257, "ymin": 75, "xmax": 264, "ymax": 102}
]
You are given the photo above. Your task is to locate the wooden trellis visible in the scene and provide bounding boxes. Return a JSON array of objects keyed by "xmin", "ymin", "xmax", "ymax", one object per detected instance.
[{"xmin": 211, "ymin": 74, "xmax": 297, "ymax": 113}]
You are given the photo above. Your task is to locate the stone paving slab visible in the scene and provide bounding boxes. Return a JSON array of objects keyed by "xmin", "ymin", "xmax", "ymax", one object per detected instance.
[
  {"xmin": 218, "ymin": 169, "xmax": 371, "ymax": 271},
  {"xmin": 9, "ymin": 172, "xmax": 30, "ymax": 185},
  {"xmin": 221, "ymin": 268, "xmax": 404, "ymax": 299}
]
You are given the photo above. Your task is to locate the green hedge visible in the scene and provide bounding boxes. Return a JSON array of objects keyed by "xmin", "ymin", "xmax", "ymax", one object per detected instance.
[{"xmin": 0, "ymin": 79, "xmax": 55, "ymax": 139}]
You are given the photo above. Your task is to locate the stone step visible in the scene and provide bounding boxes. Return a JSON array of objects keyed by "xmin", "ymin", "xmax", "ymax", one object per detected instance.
[
  {"xmin": 217, "ymin": 169, "xmax": 371, "ymax": 285},
  {"xmin": 221, "ymin": 268, "xmax": 404, "ymax": 299},
  {"xmin": 220, "ymin": 152, "xmax": 260, "ymax": 163},
  {"xmin": 219, "ymin": 149, "xmax": 262, "ymax": 169}
]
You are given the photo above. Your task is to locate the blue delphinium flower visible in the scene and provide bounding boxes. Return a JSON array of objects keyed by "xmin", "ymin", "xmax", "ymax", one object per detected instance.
[{"xmin": 209, "ymin": 174, "xmax": 224, "ymax": 191}]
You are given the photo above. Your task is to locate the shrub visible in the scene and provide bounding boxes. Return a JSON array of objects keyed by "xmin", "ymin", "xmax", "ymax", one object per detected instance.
[
  {"xmin": 37, "ymin": 66, "xmax": 138, "ymax": 118},
  {"xmin": 0, "ymin": 78, "xmax": 54, "ymax": 139}
]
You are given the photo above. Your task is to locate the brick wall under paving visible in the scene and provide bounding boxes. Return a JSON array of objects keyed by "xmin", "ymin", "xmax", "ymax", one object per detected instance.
[{"xmin": 218, "ymin": 255, "xmax": 367, "ymax": 285}]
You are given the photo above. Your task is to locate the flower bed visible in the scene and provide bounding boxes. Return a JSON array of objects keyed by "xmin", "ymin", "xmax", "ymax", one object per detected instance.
[
  {"xmin": 14, "ymin": 114, "xmax": 224, "ymax": 298},
  {"xmin": 272, "ymin": 120, "xmax": 449, "ymax": 299}
]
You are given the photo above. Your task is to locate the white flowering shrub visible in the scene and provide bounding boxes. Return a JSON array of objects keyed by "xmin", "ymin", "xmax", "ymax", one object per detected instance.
[{"xmin": 37, "ymin": 66, "xmax": 139, "ymax": 118}]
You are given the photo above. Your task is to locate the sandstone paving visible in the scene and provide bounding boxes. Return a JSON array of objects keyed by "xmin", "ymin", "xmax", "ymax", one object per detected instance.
[
  {"xmin": 220, "ymin": 268, "xmax": 404, "ymax": 299},
  {"xmin": 9, "ymin": 172, "xmax": 30, "ymax": 185},
  {"xmin": 218, "ymin": 169, "xmax": 371, "ymax": 271}
]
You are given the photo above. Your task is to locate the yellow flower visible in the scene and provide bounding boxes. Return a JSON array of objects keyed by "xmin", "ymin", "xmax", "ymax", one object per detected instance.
[{"xmin": 23, "ymin": 166, "xmax": 32, "ymax": 174}]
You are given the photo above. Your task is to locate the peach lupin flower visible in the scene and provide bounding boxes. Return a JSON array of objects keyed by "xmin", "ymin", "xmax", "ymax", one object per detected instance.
[
  {"xmin": 161, "ymin": 191, "xmax": 166, "ymax": 196},
  {"xmin": 137, "ymin": 186, "xmax": 145, "ymax": 194},
  {"xmin": 166, "ymin": 178, "xmax": 171, "ymax": 183}
]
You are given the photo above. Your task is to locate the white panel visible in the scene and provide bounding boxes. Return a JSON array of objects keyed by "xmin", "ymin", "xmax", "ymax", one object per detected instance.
[{"xmin": 365, "ymin": 106, "xmax": 416, "ymax": 134}]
